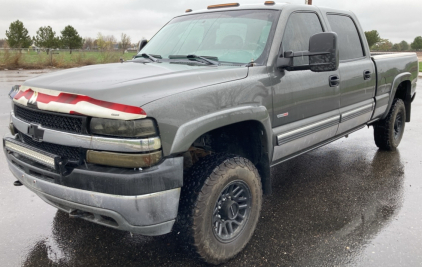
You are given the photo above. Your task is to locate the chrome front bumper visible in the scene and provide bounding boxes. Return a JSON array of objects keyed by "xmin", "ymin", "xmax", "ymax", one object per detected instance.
[{"xmin": 7, "ymin": 158, "xmax": 180, "ymax": 236}]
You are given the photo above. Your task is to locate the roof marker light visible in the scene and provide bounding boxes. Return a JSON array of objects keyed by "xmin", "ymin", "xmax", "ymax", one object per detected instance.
[
  {"xmin": 207, "ymin": 3, "xmax": 240, "ymax": 9},
  {"xmin": 264, "ymin": 1, "xmax": 275, "ymax": 5},
  {"xmin": 185, "ymin": 9, "xmax": 192, "ymax": 12}
]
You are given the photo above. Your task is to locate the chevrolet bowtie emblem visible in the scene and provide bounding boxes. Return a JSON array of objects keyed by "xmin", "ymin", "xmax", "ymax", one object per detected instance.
[{"xmin": 28, "ymin": 124, "xmax": 44, "ymax": 142}]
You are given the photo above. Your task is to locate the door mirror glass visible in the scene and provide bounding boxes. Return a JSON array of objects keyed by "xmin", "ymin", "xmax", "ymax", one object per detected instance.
[
  {"xmin": 277, "ymin": 32, "xmax": 339, "ymax": 72},
  {"xmin": 309, "ymin": 32, "xmax": 339, "ymax": 72}
]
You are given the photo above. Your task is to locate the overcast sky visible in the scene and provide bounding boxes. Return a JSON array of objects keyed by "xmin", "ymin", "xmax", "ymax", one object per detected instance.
[{"xmin": 0, "ymin": 0, "xmax": 420, "ymax": 44}]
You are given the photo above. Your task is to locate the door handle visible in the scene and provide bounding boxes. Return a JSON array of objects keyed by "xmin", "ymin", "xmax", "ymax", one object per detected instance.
[
  {"xmin": 329, "ymin": 75, "xmax": 340, "ymax": 87},
  {"xmin": 364, "ymin": 70, "xmax": 372, "ymax": 80}
]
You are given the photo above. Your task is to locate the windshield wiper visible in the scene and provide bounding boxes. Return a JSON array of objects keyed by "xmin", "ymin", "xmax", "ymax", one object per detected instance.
[
  {"xmin": 134, "ymin": 53, "xmax": 161, "ymax": 62},
  {"xmin": 188, "ymin": 55, "xmax": 219, "ymax": 65},
  {"xmin": 168, "ymin": 55, "xmax": 219, "ymax": 66}
]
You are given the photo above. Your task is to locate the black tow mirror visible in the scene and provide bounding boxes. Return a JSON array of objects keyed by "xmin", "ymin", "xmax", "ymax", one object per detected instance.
[
  {"xmin": 277, "ymin": 32, "xmax": 339, "ymax": 72},
  {"xmin": 138, "ymin": 39, "xmax": 148, "ymax": 53},
  {"xmin": 308, "ymin": 32, "xmax": 339, "ymax": 72}
]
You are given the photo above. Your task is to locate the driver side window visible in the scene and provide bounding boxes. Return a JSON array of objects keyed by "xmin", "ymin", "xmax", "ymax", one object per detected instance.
[{"xmin": 282, "ymin": 12, "xmax": 324, "ymax": 66}]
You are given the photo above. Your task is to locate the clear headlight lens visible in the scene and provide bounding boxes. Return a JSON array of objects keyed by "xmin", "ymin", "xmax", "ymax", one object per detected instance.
[{"xmin": 90, "ymin": 118, "xmax": 158, "ymax": 138}]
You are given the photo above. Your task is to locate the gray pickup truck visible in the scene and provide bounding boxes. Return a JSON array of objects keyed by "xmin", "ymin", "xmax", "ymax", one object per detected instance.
[{"xmin": 3, "ymin": 2, "xmax": 418, "ymax": 264}]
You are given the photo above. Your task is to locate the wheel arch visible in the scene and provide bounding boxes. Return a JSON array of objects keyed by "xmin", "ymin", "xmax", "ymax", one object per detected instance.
[
  {"xmin": 382, "ymin": 72, "xmax": 412, "ymax": 122},
  {"xmin": 170, "ymin": 105, "xmax": 273, "ymax": 194}
]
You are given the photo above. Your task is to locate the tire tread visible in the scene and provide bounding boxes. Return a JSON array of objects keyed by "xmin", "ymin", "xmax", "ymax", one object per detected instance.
[
  {"xmin": 177, "ymin": 153, "xmax": 262, "ymax": 265},
  {"xmin": 374, "ymin": 98, "xmax": 406, "ymax": 151}
]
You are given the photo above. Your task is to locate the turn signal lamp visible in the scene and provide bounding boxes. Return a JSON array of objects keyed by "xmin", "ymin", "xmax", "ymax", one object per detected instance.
[
  {"xmin": 207, "ymin": 3, "xmax": 240, "ymax": 9},
  {"xmin": 86, "ymin": 150, "xmax": 162, "ymax": 168}
]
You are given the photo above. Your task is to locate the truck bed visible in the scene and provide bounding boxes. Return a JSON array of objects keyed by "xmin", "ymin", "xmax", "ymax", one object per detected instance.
[{"xmin": 370, "ymin": 52, "xmax": 419, "ymax": 121}]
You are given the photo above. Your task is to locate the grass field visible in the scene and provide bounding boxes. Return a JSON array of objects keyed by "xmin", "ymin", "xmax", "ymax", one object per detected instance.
[
  {"xmin": 2, "ymin": 49, "xmax": 422, "ymax": 71},
  {"xmin": 0, "ymin": 49, "xmax": 138, "ymax": 69}
]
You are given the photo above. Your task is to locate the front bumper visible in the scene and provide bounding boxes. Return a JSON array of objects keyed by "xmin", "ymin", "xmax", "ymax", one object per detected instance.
[{"xmin": 4, "ymin": 138, "xmax": 183, "ymax": 236}]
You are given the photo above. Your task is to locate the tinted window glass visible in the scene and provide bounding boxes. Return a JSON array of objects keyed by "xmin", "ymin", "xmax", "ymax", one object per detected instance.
[
  {"xmin": 282, "ymin": 12, "xmax": 323, "ymax": 66},
  {"xmin": 327, "ymin": 15, "xmax": 364, "ymax": 60}
]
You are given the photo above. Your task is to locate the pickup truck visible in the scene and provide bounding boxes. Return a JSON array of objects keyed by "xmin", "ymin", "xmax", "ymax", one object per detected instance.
[{"xmin": 3, "ymin": 2, "xmax": 418, "ymax": 265}]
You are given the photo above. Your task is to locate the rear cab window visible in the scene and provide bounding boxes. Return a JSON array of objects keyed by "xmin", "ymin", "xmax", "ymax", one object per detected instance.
[{"xmin": 326, "ymin": 14, "xmax": 365, "ymax": 61}]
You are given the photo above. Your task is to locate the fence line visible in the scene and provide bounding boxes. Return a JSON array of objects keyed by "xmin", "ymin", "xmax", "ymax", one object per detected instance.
[{"xmin": 0, "ymin": 48, "xmax": 138, "ymax": 53}]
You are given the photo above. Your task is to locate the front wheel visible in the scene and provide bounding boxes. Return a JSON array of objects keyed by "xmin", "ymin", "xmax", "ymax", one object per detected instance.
[
  {"xmin": 178, "ymin": 154, "xmax": 262, "ymax": 265},
  {"xmin": 374, "ymin": 98, "xmax": 406, "ymax": 151}
]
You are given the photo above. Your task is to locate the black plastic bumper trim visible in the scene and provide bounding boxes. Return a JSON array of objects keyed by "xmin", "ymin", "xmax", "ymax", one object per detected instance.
[
  {"xmin": 61, "ymin": 157, "xmax": 183, "ymax": 195},
  {"xmin": 5, "ymin": 145, "xmax": 183, "ymax": 196}
]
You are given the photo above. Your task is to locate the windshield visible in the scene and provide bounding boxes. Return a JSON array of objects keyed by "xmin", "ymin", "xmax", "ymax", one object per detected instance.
[{"xmin": 138, "ymin": 10, "xmax": 279, "ymax": 64}]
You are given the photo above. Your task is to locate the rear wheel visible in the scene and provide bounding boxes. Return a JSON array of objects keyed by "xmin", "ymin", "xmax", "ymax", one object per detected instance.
[
  {"xmin": 374, "ymin": 98, "xmax": 406, "ymax": 151},
  {"xmin": 178, "ymin": 153, "xmax": 262, "ymax": 265}
]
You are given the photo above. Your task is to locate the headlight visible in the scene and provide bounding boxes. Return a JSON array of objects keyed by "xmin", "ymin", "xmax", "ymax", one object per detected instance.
[{"xmin": 90, "ymin": 118, "xmax": 158, "ymax": 138}]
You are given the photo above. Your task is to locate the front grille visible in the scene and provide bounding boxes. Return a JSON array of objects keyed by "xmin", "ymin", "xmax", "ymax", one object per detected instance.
[
  {"xmin": 15, "ymin": 104, "xmax": 84, "ymax": 134},
  {"xmin": 21, "ymin": 133, "xmax": 81, "ymax": 161}
]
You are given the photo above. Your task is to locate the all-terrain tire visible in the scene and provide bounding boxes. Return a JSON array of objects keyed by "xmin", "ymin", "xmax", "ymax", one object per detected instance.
[
  {"xmin": 177, "ymin": 153, "xmax": 262, "ymax": 265},
  {"xmin": 374, "ymin": 98, "xmax": 406, "ymax": 151}
]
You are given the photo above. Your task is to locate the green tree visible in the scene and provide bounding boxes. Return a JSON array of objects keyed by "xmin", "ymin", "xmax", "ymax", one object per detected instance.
[
  {"xmin": 399, "ymin": 40, "xmax": 409, "ymax": 51},
  {"xmin": 33, "ymin": 26, "xmax": 60, "ymax": 53},
  {"xmin": 392, "ymin": 43, "xmax": 401, "ymax": 51},
  {"xmin": 60, "ymin": 25, "xmax": 83, "ymax": 53},
  {"xmin": 364, "ymin": 30, "xmax": 381, "ymax": 49},
  {"xmin": 411, "ymin": 36, "xmax": 422, "ymax": 50},
  {"xmin": 5, "ymin": 20, "xmax": 32, "ymax": 48}
]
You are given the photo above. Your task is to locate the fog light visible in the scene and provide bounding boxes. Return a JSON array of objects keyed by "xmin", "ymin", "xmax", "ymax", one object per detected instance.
[{"xmin": 86, "ymin": 150, "xmax": 162, "ymax": 168}]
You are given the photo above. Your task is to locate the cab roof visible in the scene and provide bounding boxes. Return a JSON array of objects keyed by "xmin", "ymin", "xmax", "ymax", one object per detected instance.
[{"xmin": 179, "ymin": 3, "xmax": 353, "ymax": 18}]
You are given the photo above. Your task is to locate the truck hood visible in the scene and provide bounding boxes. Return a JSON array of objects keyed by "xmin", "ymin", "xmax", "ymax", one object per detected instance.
[{"xmin": 22, "ymin": 61, "xmax": 248, "ymax": 107}]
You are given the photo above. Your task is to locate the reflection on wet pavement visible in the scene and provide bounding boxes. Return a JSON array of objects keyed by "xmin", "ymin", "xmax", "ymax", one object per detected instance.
[
  {"xmin": 22, "ymin": 147, "xmax": 406, "ymax": 267},
  {"xmin": 0, "ymin": 71, "xmax": 421, "ymax": 267}
]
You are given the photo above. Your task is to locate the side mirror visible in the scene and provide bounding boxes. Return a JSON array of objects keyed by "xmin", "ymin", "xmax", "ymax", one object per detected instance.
[
  {"xmin": 138, "ymin": 39, "xmax": 148, "ymax": 53},
  {"xmin": 309, "ymin": 32, "xmax": 339, "ymax": 72},
  {"xmin": 277, "ymin": 32, "xmax": 339, "ymax": 72}
]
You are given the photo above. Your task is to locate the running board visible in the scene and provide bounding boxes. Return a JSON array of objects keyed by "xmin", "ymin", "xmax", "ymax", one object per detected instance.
[{"xmin": 270, "ymin": 125, "xmax": 365, "ymax": 168}]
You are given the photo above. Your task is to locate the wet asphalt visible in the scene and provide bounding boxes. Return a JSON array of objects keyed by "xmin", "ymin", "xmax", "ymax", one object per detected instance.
[{"xmin": 0, "ymin": 70, "xmax": 421, "ymax": 267}]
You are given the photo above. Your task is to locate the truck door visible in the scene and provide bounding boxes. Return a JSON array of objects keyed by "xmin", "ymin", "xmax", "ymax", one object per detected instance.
[
  {"xmin": 271, "ymin": 11, "xmax": 341, "ymax": 163},
  {"xmin": 326, "ymin": 14, "xmax": 376, "ymax": 134}
]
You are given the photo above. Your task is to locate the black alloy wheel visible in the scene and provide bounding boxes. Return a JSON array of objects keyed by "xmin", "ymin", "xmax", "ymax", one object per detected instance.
[{"xmin": 212, "ymin": 180, "xmax": 252, "ymax": 242}]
